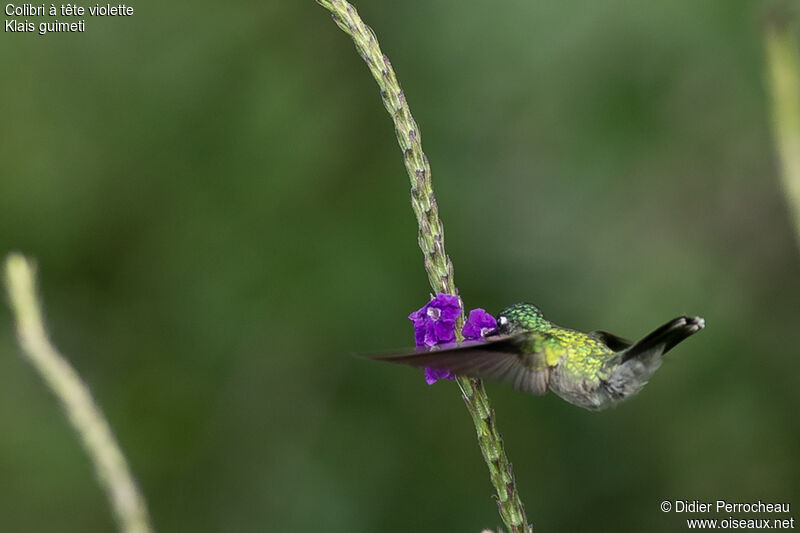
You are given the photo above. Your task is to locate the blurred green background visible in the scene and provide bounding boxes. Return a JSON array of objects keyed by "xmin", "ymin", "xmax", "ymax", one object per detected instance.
[{"xmin": 2, "ymin": 1, "xmax": 799, "ymax": 531}]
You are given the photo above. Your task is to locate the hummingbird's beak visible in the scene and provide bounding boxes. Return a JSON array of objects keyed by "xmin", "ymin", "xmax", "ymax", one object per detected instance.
[{"xmin": 484, "ymin": 327, "xmax": 501, "ymax": 338}]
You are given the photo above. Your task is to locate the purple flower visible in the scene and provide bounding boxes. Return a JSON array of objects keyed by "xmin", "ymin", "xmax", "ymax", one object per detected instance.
[
  {"xmin": 424, "ymin": 367, "xmax": 454, "ymax": 385},
  {"xmin": 462, "ymin": 308, "xmax": 497, "ymax": 340},
  {"xmin": 409, "ymin": 295, "xmax": 498, "ymax": 385},
  {"xmin": 408, "ymin": 293, "xmax": 462, "ymax": 348},
  {"xmin": 408, "ymin": 293, "xmax": 461, "ymax": 385}
]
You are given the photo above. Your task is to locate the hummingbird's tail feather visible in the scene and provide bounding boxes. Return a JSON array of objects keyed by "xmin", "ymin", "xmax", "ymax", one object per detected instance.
[
  {"xmin": 602, "ymin": 316, "xmax": 704, "ymax": 404},
  {"xmin": 621, "ymin": 316, "xmax": 705, "ymax": 363}
]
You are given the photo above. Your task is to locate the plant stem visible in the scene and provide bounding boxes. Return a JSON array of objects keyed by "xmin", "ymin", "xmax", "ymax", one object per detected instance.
[
  {"xmin": 4, "ymin": 253, "xmax": 154, "ymax": 533},
  {"xmin": 765, "ymin": 10, "xmax": 800, "ymax": 250},
  {"xmin": 316, "ymin": 2, "xmax": 532, "ymax": 531}
]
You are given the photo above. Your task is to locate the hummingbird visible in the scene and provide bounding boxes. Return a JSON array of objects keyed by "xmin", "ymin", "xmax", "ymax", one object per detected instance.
[{"xmin": 372, "ymin": 303, "xmax": 705, "ymax": 410}]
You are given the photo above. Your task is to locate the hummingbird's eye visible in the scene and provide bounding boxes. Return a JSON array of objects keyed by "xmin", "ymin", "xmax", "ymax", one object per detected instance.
[{"xmin": 497, "ymin": 316, "xmax": 509, "ymax": 331}]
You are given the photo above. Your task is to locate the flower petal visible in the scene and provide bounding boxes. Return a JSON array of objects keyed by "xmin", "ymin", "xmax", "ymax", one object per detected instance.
[
  {"xmin": 409, "ymin": 293, "xmax": 462, "ymax": 347},
  {"xmin": 462, "ymin": 308, "xmax": 497, "ymax": 340},
  {"xmin": 424, "ymin": 367, "xmax": 454, "ymax": 385}
]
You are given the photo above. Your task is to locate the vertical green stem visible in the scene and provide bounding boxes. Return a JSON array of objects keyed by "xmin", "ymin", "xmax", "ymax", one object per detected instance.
[
  {"xmin": 316, "ymin": 2, "xmax": 532, "ymax": 531},
  {"xmin": 765, "ymin": 11, "xmax": 800, "ymax": 250}
]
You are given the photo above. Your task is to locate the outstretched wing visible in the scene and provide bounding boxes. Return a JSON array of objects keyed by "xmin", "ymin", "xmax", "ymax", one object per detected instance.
[
  {"xmin": 590, "ymin": 330, "xmax": 633, "ymax": 352},
  {"xmin": 369, "ymin": 334, "xmax": 552, "ymax": 395}
]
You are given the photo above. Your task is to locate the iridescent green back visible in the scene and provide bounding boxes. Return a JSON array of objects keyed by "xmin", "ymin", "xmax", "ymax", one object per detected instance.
[{"xmin": 499, "ymin": 303, "xmax": 617, "ymax": 382}]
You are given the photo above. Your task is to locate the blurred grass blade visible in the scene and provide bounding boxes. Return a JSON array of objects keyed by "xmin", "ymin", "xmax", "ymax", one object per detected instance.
[
  {"xmin": 765, "ymin": 12, "xmax": 800, "ymax": 250},
  {"xmin": 4, "ymin": 253, "xmax": 154, "ymax": 533}
]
